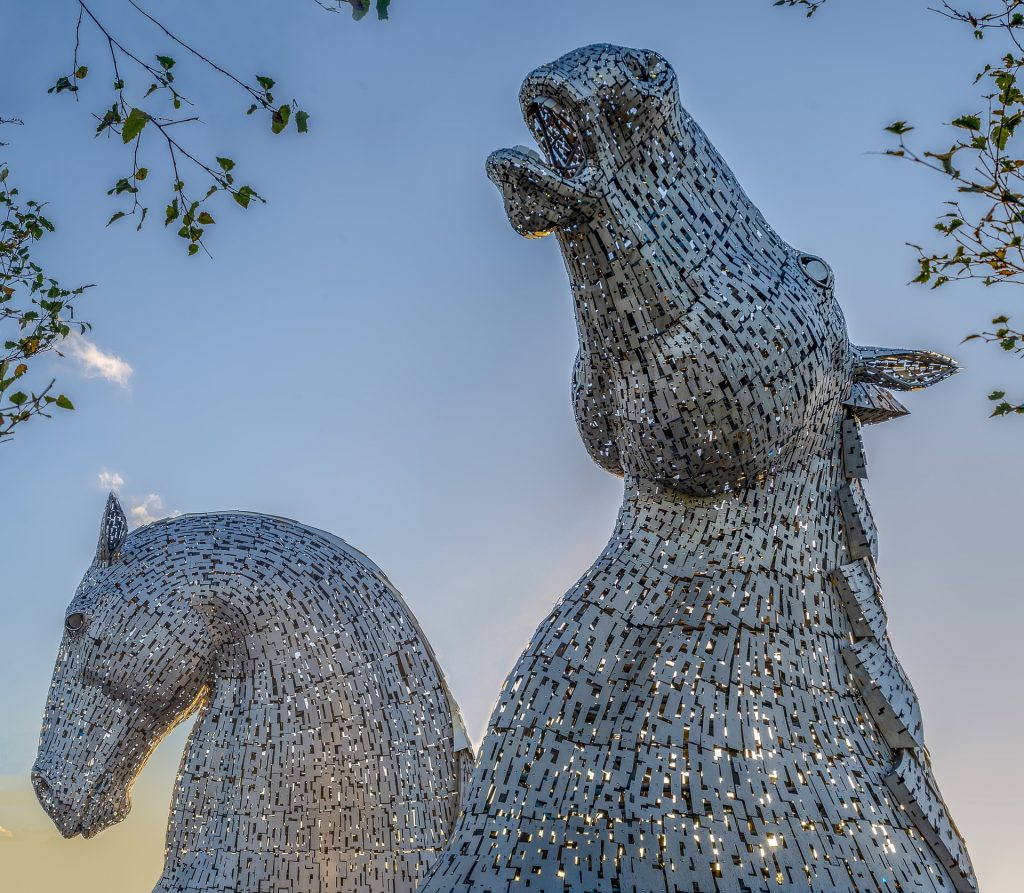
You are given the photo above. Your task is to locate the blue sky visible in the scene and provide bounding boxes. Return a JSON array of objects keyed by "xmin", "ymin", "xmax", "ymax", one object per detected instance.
[{"xmin": 0, "ymin": 2, "xmax": 1020, "ymax": 891}]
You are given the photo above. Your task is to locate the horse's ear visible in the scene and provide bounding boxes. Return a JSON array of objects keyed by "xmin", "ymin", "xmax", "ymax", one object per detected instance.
[
  {"xmin": 95, "ymin": 492, "xmax": 129, "ymax": 566},
  {"xmin": 852, "ymin": 346, "xmax": 959, "ymax": 391}
]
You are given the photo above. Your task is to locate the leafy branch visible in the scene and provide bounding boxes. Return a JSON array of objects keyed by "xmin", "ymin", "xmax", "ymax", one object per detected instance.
[
  {"xmin": 0, "ymin": 117, "xmax": 24, "ymax": 148},
  {"xmin": 776, "ymin": 0, "xmax": 1024, "ymax": 417},
  {"xmin": 932, "ymin": 0, "xmax": 1024, "ymax": 45},
  {"xmin": 316, "ymin": 0, "xmax": 393, "ymax": 19},
  {"xmin": 878, "ymin": 3, "xmax": 1024, "ymax": 417},
  {"xmin": 966, "ymin": 314, "xmax": 1024, "ymax": 413},
  {"xmin": 883, "ymin": 47, "xmax": 1024, "ymax": 292},
  {"xmin": 48, "ymin": 1, "xmax": 313, "ymax": 255},
  {"xmin": 0, "ymin": 0, "xmax": 394, "ymax": 444},
  {"xmin": 0, "ymin": 165, "xmax": 90, "ymax": 442},
  {"xmin": 772, "ymin": 0, "xmax": 828, "ymax": 17}
]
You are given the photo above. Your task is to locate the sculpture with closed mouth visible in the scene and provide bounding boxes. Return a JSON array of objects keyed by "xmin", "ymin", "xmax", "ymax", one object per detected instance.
[{"xmin": 33, "ymin": 496, "xmax": 474, "ymax": 893}]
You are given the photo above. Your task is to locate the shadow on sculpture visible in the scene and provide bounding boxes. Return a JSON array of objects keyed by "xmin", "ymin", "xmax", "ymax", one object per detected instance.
[
  {"xmin": 419, "ymin": 43, "xmax": 977, "ymax": 893},
  {"xmin": 33, "ymin": 495, "xmax": 473, "ymax": 893}
]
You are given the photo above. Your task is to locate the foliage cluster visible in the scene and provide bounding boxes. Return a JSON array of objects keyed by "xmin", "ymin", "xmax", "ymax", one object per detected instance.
[
  {"xmin": 780, "ymin": 0, "xmax": 1024, "ymax": 415},
  {"xmin": 0, "ymin": 165, "xmax": 89, "ymax": 442},
  {"xmin": 49, "ymin": 1, "xmax": 315, "ymax": 257},
  {"xmin": 0, "ymin": 0, "xmax": 394, "ymax": 444}
]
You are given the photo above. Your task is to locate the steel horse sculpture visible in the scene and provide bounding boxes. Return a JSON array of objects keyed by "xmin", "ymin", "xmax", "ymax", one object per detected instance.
[
  {"xmin": 421, "ymin": 43, "xmax": 977, "ymax": 893},
  {"xmin": 33, "ymin": 42, "xmax": 978, "ymax": 893},
  {"xmin": 33, "ymin": 497, "xmax": 473, "ymax": 893}
]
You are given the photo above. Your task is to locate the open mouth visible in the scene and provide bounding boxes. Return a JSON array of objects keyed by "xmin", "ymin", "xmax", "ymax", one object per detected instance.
[
  {"xmin": 526, "ymin": 98, "xmax": 587, "ymax": 178},
  {"xmin": 486, "ymin": 87, "xmax": 598, "ymax": 237}
]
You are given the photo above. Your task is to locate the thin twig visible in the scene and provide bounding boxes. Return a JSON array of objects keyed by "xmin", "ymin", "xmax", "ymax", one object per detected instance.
[{"xmin": 126, "ymin": 0, "xmax": 272, "ymax": 108}]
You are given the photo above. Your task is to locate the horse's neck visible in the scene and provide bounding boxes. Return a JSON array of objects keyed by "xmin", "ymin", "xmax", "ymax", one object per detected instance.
[
  {"xmin": 163, "ymin": 651, "xmax": 369, "ymax": 885},
  {"xmin": 592, "ymin": 432, "xmax": 852, "ymax": 629},
  {"xmin": 159, "ymin": 569, "xmax": 458, "ymax": 892},
  {"xmin": 164, "ymin": 660, "xmax": 310, "ymax": 855}
]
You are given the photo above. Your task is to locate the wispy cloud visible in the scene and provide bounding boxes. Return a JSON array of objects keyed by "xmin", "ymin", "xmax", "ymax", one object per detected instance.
[
  {"xmin": 64, "ymin": 332, "xmax": 133, "ymax": 387},
  {"xmin": 94, "ymin": 472, "xmax": 180, "ymax": 528},
  {"xmin": 128, "ymin": 493, "xmax": 180, "ymax": 528},
  {"xmin": 0, "ymin": 824, "xmax": 12, "ymax": 840},
  {"xmin": 97, "ymin": 470, "xmax": 124, "ymax": 491}
]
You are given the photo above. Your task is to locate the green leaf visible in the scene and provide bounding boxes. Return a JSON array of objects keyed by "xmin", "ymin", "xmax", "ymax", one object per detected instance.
[
  {"xmin": 271, "ymin": 104, "xmax": 291, "ymax": 134},
  {"xmin": 988, "ymin": 390, "xmax": 1006, "ymax": 400},
  {"xmin": 233, "ymin": 185, "xmax": 255, "ymax": 209},
  {"xmin": 165, "ymin": 198, "xmax": 179, "ymax": 226},
  {"xmin": 376, "ymin": 0, "xmax": 391, "ymax": 19},
  {"xmin": 187, "ymin": 243, "xmax": 199, "ymax": 256},
  {"xmin": 952, "ymin": 114, "xmax": 981, "ymax": 131},
  {"xmin": 96, "ymin": 104, "xmax": 121, "ymax": 135},
  {"xmin": 48, "ymin": 76, "xmax": 77, "ymax": 95},
  {"xmin": 74, "ymin": 66, "xmax": 89, "ymax": 80},
  {"xmin": 885, "ymin": 121, "xmax": 913, "ymax": 135},
  {"xmin": 256, "ymin": 75, "xmax": 276, "ymax": 91},
  {"xmin": 295, "ymin": 109, "xmax": 310, "ymax": 133},
  {"xmin": 54, "ymin": 394, "xmax": 74, "ymax": 410},
  {"xmin": 109, "ymin": 178, "xmax": 136, "ymax": 196},
  {"xmin": 992, "ymin": 123, "xmax": 1012, "ymax": 150},
  {"xmin": 350, "ymin": 0, "xmax": 371, "ymax": 20},
  {"xmin": 108, "ymin": 177, "xmax": 136, "ymax": 196},
  {"xmin": 156, "ymin": 55, "xmax": 176, "ymax": 71},
  {"xmin": 8, "ymin": 391, "xmax": 27, "ymax": 406},
  {"xmin": 197, "ymin": 211, "xmax": 215, "ymax": 225},
  {"xmin": 121, "ymin": 107, "xmax": 149, "ymax": 144},
  {"xmin": 925, "ymin": 148, "xmax": 959, "ymax": 176},
  {"xmin": 216, "ymin": 156, "xmax": 236, "ymax": 172},
  {"xmin": 106, "ymin": 211, "xmax": 126, "ymax": 226},
  {"xmin": 134, "ymin": 167, "xmax": 149, "ymax": 181}
]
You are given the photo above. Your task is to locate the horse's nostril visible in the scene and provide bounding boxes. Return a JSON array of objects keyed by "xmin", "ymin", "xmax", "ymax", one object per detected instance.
[{"xmin": 31, "ymin": 769, "xmax": 52, "ymax": 801}]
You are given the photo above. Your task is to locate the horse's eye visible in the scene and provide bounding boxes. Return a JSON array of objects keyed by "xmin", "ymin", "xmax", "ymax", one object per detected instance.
[
  {"xmin": 800, "ymin": 254, "xmax": 832, "ymax": 287},
  {"xmin": 64, "ymin": 612, "xmax": 87, "ymax": 635},
  {"xmin": 625, "ymin": 52, "xmax": 663, "ymax": 83}
]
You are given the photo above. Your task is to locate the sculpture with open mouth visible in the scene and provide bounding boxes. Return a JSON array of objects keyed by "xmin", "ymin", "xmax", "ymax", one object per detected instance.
[{"xmin": 421, "ymin": 43, "xmax": 977, "ymax": 893}]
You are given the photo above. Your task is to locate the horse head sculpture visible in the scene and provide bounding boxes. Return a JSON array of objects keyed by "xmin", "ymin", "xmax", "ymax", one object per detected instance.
[
  {"xmin": 34, "ymin": 496, "xmax": 473, "ymax": 893},
  {"xmin": 487, "ymin": 43, "xmax": 956, "ymax": 496},
  {"xmin": 417, "ymin": 44, "xmax": 978, "ymax": 893},
  {"xmin": 32, "ymin": 493, "xmax": 206, "ymax": 839}
]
